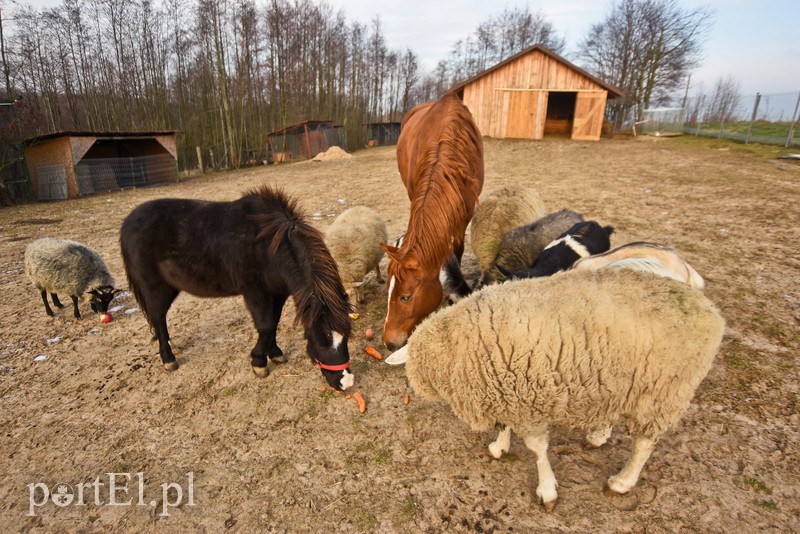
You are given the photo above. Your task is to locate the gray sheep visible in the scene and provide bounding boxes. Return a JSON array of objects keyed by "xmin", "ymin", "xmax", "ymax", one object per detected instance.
[
  {"xmin": 25, "ymin": 237, "xmax": 118, "ymax": 319},
  {"xmin": 325, "ymin": 206, "xmax": 387, "ymax": 304},
  {"xmin": 484, "ymin": 209, "xmax": 584, "ymax": 285},
  {"xmin": 387, "ymin": 269, "xmax": 724, "ymax": 511},
  {"xmin": 469, "ymin": 185, "xmax": 546, "ymax": 278}
]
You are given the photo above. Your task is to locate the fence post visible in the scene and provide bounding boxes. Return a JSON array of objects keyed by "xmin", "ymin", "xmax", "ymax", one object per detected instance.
[
  {"xmin": 745, "ymin": 93, "xmax": 761, "ymax": 144},
  {"xmin": 786, "ymin": 91, "xmax": 800, "ymax": 149},
  {"xmin": 196, "ymin": 146, "xmax": 204, "ymax": 174}
]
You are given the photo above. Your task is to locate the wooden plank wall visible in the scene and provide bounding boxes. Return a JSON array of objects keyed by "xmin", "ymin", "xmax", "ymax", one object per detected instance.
[{"xmin": 462, "ymin": 49, "xmax": 608, "ymax": 141}]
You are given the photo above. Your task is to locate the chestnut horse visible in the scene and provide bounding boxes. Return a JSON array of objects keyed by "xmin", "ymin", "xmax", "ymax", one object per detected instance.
[{"xmin": 382, "ymin": 91, "xmax": 484, "ymax": 349}]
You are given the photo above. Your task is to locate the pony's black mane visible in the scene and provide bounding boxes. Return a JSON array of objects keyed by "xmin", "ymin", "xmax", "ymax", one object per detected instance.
[{"xmin": 246, "ymin": 185, "xmax": 352, "ymax": 339}]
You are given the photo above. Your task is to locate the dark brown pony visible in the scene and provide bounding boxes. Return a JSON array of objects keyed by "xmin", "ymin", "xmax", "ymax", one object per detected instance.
[
  {"xmin": 120, "ymin": 185, "xmax": 355, "ymax": 391},
  {"xmin": 382, "ymin": 91, "xmax": 484, "ymax": 349}
]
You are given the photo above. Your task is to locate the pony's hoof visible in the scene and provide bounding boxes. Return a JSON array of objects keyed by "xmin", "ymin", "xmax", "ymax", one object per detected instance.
[
  {"xmin": 163, "ymin": 361, "xmax": 179, "ymax": 372},
  {"xmin": 542, "ymin": 499, "xmax": 557, "ymax": 513},
  {"xmin": 269, "ymin": 354, "xmax": 288, "ymax": 364},
  {"xmin": 252, "ymin": 365, "xmax": 269, "ymax": 378}
]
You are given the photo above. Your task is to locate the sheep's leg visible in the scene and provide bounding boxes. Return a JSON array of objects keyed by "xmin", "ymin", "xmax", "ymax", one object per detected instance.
[
  {"xmin": 585, "ymin": 426, "xmax": 613, "ymax": 449},
  {"xmin": 606, "ymin": 435, "xmax": 655, "ymax": 494},
  {"xmin": 40, "ymin": 291, "xmax": 55, "ymax": 317},
  {"xmin": 524, "ymin": 428, "xmax": 559, "ymax": 512},
  {"xmin": 50, "ymin": 293, "xmax": 64, "ymax": 308},
  {"xmin": 244, "ymin": 291, "xmax": 287, "ymax": 376},
  {"xmin": 487, "ymin": 424, "xmax": 511, "ymax": 459},
  {"xmin": 70, "ymin": 296, "xmax": 81, "ymax": 319},
  {"xmin": 374, "ymin": 264, "xmax": 384, "ymax": 284}
]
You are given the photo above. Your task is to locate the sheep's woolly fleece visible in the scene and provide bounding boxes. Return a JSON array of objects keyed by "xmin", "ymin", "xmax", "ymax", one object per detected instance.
[
  {"xmin": 469, "ymin": 185, "xmax": 546, "ymax": 274},
  {"xmin": 24, "ymin": 237, "xmax": 115, "ymax": 298},
  {"xmin": 401, "ymin": 268, "xmax": 725, "ymax": 438},
  {"xmin": 325, "ymin": 206, "xmax": 387, "ymax": 289}
]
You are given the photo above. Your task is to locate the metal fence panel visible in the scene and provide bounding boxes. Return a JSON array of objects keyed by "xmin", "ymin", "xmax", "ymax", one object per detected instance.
[
  {"xmin": 76, "ymin": 154, "xmax": 176, "ymax": 196},
  {"xmin": 37, "ymin": 164, "xmax": 68, "ymax": 200}
]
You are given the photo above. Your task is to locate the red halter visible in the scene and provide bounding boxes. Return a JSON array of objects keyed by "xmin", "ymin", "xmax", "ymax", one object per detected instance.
[{"xmin": 316, "ymin": 360, "xmax": 350, "ymax": 372}]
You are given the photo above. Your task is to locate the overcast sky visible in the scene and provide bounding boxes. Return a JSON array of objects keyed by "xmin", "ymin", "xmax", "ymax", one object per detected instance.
[
  {"xmin": 330, "ymin": 0, "xmax": 800, "ymax": 97},
  {"xmin": 10, "ymin": 0, "xmax": 800, "ymax": 97}
]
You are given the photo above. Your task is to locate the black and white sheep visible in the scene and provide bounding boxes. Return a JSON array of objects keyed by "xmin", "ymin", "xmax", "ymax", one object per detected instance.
[
  {"xmin": 469, "ymin": 185, "xmax": 546, "ymax": 279},
  {"xmin": 571, "ymin": 241, "xmax": 705, "ymax": 289},
  {"xmin": 483, "ymin": 209, "xmax": 584, "ymax": 285},
  {"xmin": 497, "ymin": 220, "xmax": 614, "ymax": 279},
  {"xmin": 387, "ymin": 269, "xmax": 724, "ymax": 511},
  {"xmin": 24, "ymin": 237, "xmax": 118, "ymax": 319},
  {"xmin": 325, "ymin": 206, "xmax": 387, "ymax": 304}
]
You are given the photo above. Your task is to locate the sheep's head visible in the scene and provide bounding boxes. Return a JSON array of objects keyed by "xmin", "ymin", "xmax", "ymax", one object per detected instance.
[
  {"xmin": 87, "ymin": 286, "xmax": 119, "ymax": 314},
  {"xmin": 381, "ymin": 245, "xmax": 443, "ymax": 351}
]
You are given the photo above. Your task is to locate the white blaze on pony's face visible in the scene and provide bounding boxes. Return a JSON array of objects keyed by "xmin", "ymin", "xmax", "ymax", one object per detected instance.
[{"xmin": 310, "ymin": 330, "xmax": 353, "ymax": 391}]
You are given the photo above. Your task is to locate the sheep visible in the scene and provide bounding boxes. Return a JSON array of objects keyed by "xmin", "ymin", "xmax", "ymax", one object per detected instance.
[
  {"xmin": 483, "ymin": 209, "xmax": 584, "ymax": 285},
  {"xmin": 469, "ymin": 185, "xmax": 546, "ymax": 280},
  {"xmin": 496, "ymin": 220, "xmax": 614, "ymax": 279},
  {"xmin": 325, "ymin": 206, "xmax": 388, "ymax": 304},
  {"xmin": 386, "ymin": 268, "xmax": 725, "ymax": 511},
  {"xmin": 24, "ymin": 237, "xmax": 118, "ymax": 319},
  {"xmin": 571, "ymin": 241, "xmax": 705, "ymax": 289}
]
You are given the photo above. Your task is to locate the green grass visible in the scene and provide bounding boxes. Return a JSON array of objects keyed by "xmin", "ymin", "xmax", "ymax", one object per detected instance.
[{"xmin": 745, "ymin": 476, "xmax": 772, "ymax": 494}]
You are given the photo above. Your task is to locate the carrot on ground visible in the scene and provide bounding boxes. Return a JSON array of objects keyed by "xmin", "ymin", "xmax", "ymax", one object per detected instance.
[
  {"xmin": 353, "ymin": 392, "xmax": 367, "ymax": 413},
  {"xmin": 365, "ymin": 346, "xmax": 383, "ymax": 360},
  {"xmin": 403, "ymin": 394, "xmax": 410, "ymax": 405}
]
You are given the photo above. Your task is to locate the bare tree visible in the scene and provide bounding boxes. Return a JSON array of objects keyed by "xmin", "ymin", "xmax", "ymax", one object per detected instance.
[
  {"xmin": 705, "ymin": 75, "xmax": 742, "ymax": 124},
  {"xmin": 578, "ymin": 0, "xmax": 713, "ymax": 128}
]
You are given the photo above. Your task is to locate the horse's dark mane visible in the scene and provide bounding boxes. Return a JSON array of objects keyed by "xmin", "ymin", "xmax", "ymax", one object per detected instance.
[
  {"xmin": 247, "ymin": 185, "xmax": 352, "ymax": 338},
  {"xmin": 398, "ymin": 96, "xmax": 483, "ymax": 274}
]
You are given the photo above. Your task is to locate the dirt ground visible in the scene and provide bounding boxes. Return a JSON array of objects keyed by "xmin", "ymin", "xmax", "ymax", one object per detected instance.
[{"xmin": 1, "ymin": 136, "xmax": 798, "ymax": 533}]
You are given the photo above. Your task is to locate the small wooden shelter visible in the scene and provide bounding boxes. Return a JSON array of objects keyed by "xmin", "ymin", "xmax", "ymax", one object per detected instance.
[
  {"xmin": 267, "ymin": 120, "xmax": 339, "ymax": 162},
  {"xmin": 451, "ymin": 44, "xmax": 624, "ymax": 141},
  {"xmin": 367, "ymin": 122, "xmax": 401, "ymax": 146},
  {"xmin": 24, "ymin": 131, "xmax": 178, "ymax": 200}
]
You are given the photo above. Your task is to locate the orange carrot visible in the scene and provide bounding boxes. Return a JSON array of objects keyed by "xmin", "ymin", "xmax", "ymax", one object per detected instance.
[
  {"xmin": 345, "ymin": 395, "xmax": 352, "ymax": 400},
  {"xmin": 365, "ymin": 346, "xmax": 383, "ymax": 360},
  {"xmin": 353, "ymin": 392, "xmax": 366, "ymax": 413},
  {"xmin": 403, "ymin": 394, "xmax": 410, "ymax": 405}
]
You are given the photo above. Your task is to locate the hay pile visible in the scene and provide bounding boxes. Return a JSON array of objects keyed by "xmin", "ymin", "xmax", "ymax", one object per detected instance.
[{"xmin": 312, "ymin": 146, "xmax": 353, "ymax": 162}]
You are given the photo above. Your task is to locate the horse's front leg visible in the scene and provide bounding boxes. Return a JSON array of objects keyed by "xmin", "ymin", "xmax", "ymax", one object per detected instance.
[{"xmin": 244, "ymin": 292, "xmax": 288, "ymax": 377}]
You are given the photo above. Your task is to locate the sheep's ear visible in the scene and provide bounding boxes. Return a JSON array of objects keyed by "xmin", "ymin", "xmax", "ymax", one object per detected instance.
[{"xmin": 385, "ymin": 345, "xmax": 409, "ymax": 365}]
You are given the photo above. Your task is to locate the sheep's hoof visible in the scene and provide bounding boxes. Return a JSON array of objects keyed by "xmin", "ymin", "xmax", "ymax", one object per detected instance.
[
  {"xmin": 542, "ymin": 499, "xmax": 557, "ymax": 513},
  {"xmin": 163, "ymin": 361, "xmax": 179, "ymax": 372},
  {"xmin": 583, "ymin": 441, "xmax": 601, "ymax": 450},
  {"xmin": 252, "ymin": 365, "xmax": 269, "ymax": 378},
  {"xmin": 605, "ymin": 477, "xmax": 631, "ymax": 495},
  {"xmin": 485, "ymin": 444, "xmax": 507, "ymax": 459},
  {"xmin": 269, "ymin": 354, "xmax": 288, "ymax": 364}
]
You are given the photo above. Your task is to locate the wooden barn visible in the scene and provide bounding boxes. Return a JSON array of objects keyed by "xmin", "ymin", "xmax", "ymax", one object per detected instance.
[
  {"xmin": 451, "ymin": 44, "xmax": 624, "ymax": 141},
  {"xmin": 24, "ymin": 131, "xmax": 178, "ymax": 200},
  {"xmin": 367, "ymin": 122, "xmax": 401, "ymax": 146},
  {"xmin": 267, "ymin": 120, "xmax": 340, "ymax": 162}
]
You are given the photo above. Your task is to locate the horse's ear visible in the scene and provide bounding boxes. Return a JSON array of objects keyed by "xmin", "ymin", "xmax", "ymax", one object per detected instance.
[{"xmin": 381, "ymin": 243, "xmax": 400, "ymax": 260}]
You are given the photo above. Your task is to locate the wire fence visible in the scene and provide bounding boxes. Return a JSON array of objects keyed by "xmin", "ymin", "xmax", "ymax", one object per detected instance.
[
  {"xmin": 683, "ymin": 91, "xmax": 800, "ymax": 148},
  {"xmin": 76, "ymin": 154, "xmax": 177, "ymax": 196}
]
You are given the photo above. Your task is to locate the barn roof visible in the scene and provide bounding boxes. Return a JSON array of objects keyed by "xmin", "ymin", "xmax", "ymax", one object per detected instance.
[
  {"xmin": 267, "ymin": 120, "xmax": 335, "ymax": 137},
  {"xmin": 449, "ymin": 44, "xmax": 625, "ymax": 99},
  {"xmin": 25, "ymin": 130, "xmax": 178, "ymax": 145}
]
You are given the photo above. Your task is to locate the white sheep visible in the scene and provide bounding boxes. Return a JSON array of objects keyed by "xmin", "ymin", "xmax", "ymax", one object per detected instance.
[
  {"xmin": 469, "ymin": 185, "xmax": 546, "ymax": 279},
  {"xmin": 325, "ymin": 206, "xmax": 387, "ymax": 304},
  {"xmin": 487, "ymin": 209, "xmax": 584, "ymax": 285},
  {"xmin": 387, "ymin": 269, "xmax": 724, "ymax": 511},
  {"xmin": 25, "ymin": 237, "xmax": 118, "ymax": 319},
  {"xmin": 571, "ymin": 241, "xmax": 705, "ymax": 289}
]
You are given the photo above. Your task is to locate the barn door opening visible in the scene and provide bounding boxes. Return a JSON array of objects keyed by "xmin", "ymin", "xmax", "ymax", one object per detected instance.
[{"xmin": 544, "ymin": 92, "xmax": 576, "ymax": 137}]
